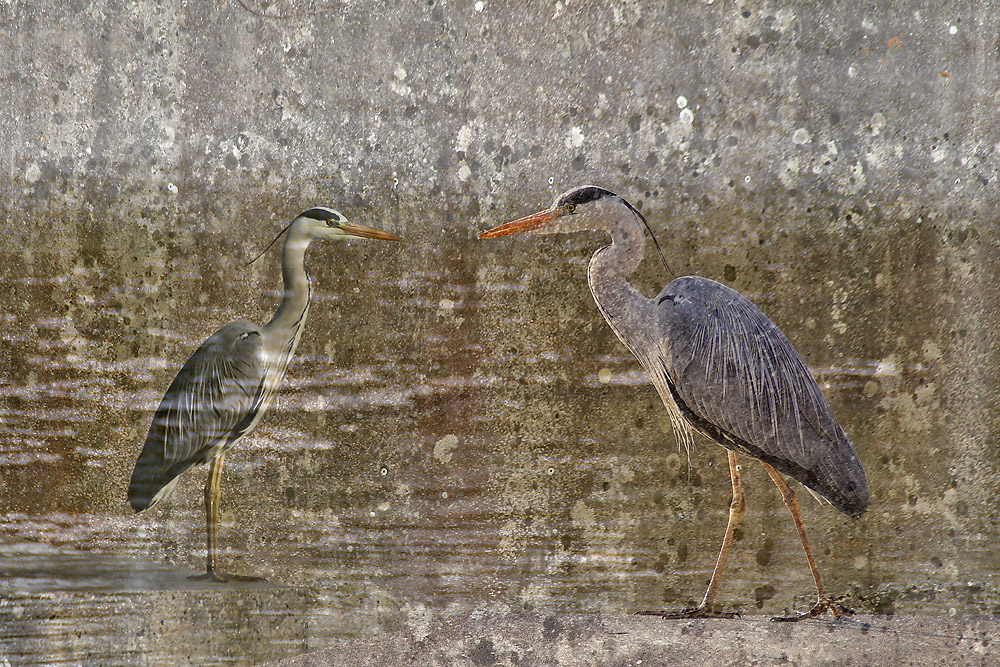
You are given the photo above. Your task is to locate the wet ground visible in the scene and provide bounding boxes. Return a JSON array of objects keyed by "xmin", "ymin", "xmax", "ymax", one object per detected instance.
[
  {"xmin": 2, "ymin": 235, "xmax": 998, "ymax": 665},
  {"xmin": 4, "ymin": 534, "xmax": 996, "ymax": 666}
]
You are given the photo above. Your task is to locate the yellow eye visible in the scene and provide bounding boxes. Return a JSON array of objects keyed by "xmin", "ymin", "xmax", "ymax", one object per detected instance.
[{"xmin": 566, "ymin": 204, "xmax": 576, "ymax": 213}]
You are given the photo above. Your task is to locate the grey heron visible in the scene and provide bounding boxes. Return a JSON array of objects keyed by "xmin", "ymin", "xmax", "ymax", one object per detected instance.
[
  {"xmin": 479, "ymin": 185, "xmax": 868, "ymax": 620},
  {"xmin": 128, "ymin": 206, "xmax": 401, "ymax": 582}
]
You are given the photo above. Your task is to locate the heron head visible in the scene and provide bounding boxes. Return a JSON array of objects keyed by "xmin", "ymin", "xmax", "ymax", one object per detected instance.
[
  {"xmin": 478, "ymin": 185, "xmax": 673, "ymax": 277},
  {"xmin": 478, "ymin": 185, "xmax": 631, "ymax": 238},
  {"xmin": 298, "ymin": 207, "xmax": 402, "ymax": 242},
  {"xmin": 243, "ymin": 206, "xmax": 401, "ymax": 267}
]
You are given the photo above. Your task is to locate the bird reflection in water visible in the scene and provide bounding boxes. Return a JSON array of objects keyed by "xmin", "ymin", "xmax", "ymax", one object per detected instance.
[{"xmin": 128, "ymin": 207, "xmax": 401, "ymax": 582}]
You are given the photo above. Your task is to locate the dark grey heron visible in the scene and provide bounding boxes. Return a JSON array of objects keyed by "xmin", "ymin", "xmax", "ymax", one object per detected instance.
[
  {"xmin": 128, "ymin": 206, "xmax": 401, "ymax": 582},
  {"xmin": 479, "ymin": 185, "xmax": 868, "ymax": 620}
]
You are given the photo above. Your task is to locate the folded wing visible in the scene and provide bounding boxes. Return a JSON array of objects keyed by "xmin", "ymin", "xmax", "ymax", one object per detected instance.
[
  {"xmin": 653, "ymin": 277, "xmax": 869, "ymax": 517},
  {"xmin": 128, "ymin": 322, "xmax": 267, "ymax": 511}
]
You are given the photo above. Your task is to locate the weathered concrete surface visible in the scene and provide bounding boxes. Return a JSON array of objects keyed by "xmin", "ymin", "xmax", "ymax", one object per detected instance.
[
  {"xmin": 257, "ymin": 612, "xmax": 998, "ymax": 667},
  {"xmin": 2, "ymin": 0, "xmax": 1000, "ymax": 664}
]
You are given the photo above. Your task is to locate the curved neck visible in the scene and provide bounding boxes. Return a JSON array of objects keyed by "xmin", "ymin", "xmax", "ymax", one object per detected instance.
[
  {"xmin": 264, "ymin": 223, "xmax": 312, "ymax": 336},
  {"xmin": 587, "ymin": 207, "xmax": 649, "ymax": 316}
]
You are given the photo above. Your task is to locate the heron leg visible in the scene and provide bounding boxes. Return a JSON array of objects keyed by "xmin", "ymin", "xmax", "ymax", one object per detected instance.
[
  {"xmin": 189, "ymin": 453, "xmax": 227, "ymax": 582},
  {"xmin": 637, "ymin": 451, "xmax": 744, "ymax": 619},
  {"xmin": 188, "ymin": 453, "xmax": 263, "ymax": 583},
  {"xmin": 760, "ymin": 462, "xmax": 851, "ymax": 622}
]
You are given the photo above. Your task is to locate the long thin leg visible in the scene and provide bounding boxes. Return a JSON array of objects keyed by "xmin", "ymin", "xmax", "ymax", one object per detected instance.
[
  {"xmin": 189, "ymin": 453, "xmax": 227, "ymax": 582},
  {"xmin": 189, "ymin": 453, "xmax": 263, "ymax": 583},
  {"xmin": 760, "ymin": 462, "xmax": 850, "ymax": 622},
  {"xmin": 638, "ymin": 451, "xmax": 744, "ymax": 618},
  {"xmin": 206, "ymin": 452, "xmax": 225, "ymax": 576},
  {"xmin": 698, "ymin": 450, "xmax": 745, "ymax": 611}
]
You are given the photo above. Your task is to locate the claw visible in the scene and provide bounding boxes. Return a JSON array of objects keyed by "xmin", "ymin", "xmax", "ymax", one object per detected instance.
[
  {"xmin": 770, "ymin": 596, "xmax": 853, "ymax": 622},
  {"xmin": 636, "ymin": 606, "xmax": 740, "ymax": 619},
  {"xmin": 188, "ymin": 571, "xmax": 265, "ymax": 583}
]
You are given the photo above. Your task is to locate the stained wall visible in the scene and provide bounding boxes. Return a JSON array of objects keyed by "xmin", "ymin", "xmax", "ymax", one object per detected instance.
[{"xmin": 1, "ymin": 1, "xmax": 998, "ymax": 664}]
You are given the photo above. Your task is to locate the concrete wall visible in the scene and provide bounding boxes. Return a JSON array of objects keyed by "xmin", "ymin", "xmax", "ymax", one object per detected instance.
[{"xmin": 1, "ymin": 0, "xmax": 999, "ymax": 664}]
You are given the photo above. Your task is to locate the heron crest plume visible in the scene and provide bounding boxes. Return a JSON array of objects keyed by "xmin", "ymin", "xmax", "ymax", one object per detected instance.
[
  {"xmin": 628, "ymin": 201, "xmax": 674, "ymax": 280},
  {"xmin": 243, "ymin": 220, "xmax": 293, "ymax": 268},
  {"xmin": 560, "ymin": 185, "xmax": 674, "ymax": 279}
]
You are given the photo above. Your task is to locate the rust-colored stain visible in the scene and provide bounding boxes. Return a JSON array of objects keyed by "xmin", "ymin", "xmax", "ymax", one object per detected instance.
[
  {"xmin": 888, "ymin": 37, "xmax": 902, "ymax": 50},
  {"xmin": 940, "ymin": 70, "xmax": 951, "ymax": 81}
]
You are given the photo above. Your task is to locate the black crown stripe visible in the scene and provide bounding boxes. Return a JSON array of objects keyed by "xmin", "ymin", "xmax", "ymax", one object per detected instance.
[{"xmin": 301, "ymin": 207, "xmax": 337, "ymax": 221}]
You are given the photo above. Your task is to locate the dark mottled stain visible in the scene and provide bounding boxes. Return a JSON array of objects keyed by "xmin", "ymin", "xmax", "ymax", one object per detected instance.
[
  {"xmin": 756, "ymin": 537, "xmax": 774, "ymax": 566},
  {"xmin": 761, "ymin": 28, "xmax": 781, "ymax": 43},
  {"xmin": 873, "ymin": 592, "xmax": 896, "ymax": 614},
  {"xmin": 653, "ymin": 553, "xmax": 670, "ymax": 574},
  {"xmin": 542, "ymin": 615, "xmax": 561, "ymax": 640},
  {"xmin": 753, "ymin": 584, "xmax": 776, "ymax": 608},
  {"xmin": 470, "ymin": 637, "xmax": 497, "ymax": 666}
]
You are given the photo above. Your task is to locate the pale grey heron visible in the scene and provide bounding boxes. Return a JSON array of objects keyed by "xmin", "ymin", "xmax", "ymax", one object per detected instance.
[
  {"xmin": 479, "ymin": 185, "xmax": 868, "ymax": 620},
  {"xmin": 128, "ymin": 206, "xmax": 401, "ymax": 582}
]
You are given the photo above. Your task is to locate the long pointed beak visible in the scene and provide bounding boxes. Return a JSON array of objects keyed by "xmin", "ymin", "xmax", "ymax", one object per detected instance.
[
  {"xmin": 478, "ymin": 208, "xmax": 561, "ymax": 238},
  {"xmin": 341, "ymin": 222, "xmax": 402, "ymax": 241}
]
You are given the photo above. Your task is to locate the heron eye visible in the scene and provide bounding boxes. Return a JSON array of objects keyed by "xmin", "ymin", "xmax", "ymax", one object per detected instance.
[{"xmin": 566, "ymin": 204, "xmax": 576, "ymax": 213}]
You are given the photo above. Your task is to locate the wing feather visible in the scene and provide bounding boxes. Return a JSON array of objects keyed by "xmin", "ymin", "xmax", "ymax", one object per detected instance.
[
  {"xmin": 653, "ymin": 277, "xmax": 869, "ymax": 517},
  {"xmin": 128, "ymin": 321, "xmax": 266, "ymax": 511}
]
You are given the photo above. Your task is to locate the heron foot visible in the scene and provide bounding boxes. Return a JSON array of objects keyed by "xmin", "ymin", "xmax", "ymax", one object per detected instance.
[
  {"xmin": 770, "ymin": 596, "xmax": 853, "ymax": 622},
  {"xmin": 635, "ymin": 606, "xmax": 740, "ymax": 619},
  {"xmin": 188, "ymin": 570, "xmax": 266, "ymax": 584}
]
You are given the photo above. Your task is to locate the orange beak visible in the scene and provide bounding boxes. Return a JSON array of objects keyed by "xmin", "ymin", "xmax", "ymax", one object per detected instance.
[
  {"xmin": 341, "ymin": 222, "xmax": 403, "ymax": 241},
  {"xmin": 477, "ymin": 208, "xmax": 562, "ymax": 239}
]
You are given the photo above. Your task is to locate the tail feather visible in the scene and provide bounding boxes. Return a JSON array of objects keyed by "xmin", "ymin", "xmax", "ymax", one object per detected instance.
[{"xmin": 128, "ymin": 460, "xmax": 184, "ymax": 512}]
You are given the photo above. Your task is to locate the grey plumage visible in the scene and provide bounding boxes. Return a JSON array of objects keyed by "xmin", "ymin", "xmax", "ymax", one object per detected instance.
[
  {"xmin": 128, "ymin": 322, "xmax": 267, "ymax": 511},
  {"xmin": 652, "ymin": 276, "xmax": 868, "ymax": 517},
  {"xmin": 127, "ymin": 207, "xmax": 401, "ymax": 581}
]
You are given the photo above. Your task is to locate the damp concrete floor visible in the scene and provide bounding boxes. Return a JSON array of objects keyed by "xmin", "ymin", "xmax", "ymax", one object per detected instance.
[
  {"xmin": 258, "ymin": 611, "xmax": 997, "ymax": 667},
  {"xmin": 3, "ymin": 537, "xmax": 996, "ymax": 666}
]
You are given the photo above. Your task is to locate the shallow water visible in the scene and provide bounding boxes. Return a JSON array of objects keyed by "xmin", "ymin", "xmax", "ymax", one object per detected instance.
[{"xmin": 1, "ymin": 238, "xmax": 998, "ymax": 665}]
